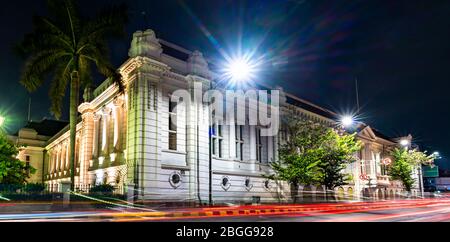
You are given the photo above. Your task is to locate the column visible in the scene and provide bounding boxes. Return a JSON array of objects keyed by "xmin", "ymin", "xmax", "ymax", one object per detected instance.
[
  {"xmin": 65, "ymin": 141, "xmax": 69, "ymax": 175},
  {"xmin": 267, "ymin": 136, "xmax": 274, "ymax": 163},
  {"xmin": 113, "ymin": 98, "xmax": 123, "ymax": 152},
  {"xmin": 79, "ymin": 104, "xmax": 95, "ymax": 186},
  {"xmin": 101, "ymin": 109, "xmax": 109, "ymax": 156},
  {"xmin": 56, "ymin": 145, "xmax": 61, "ymax": 172},
  {"xmin": 186, "ymin": 79, "xmax": 201, "ymax": 201},
  {"xmin": 92, "ymin": 114, "xmax": 100, "ymax": 158},
  {"xmin": 274, "ymin": 134, "xmax": 279, "ymax": 162},
  {"xmin": 229, "ymin": 121, "xmax": 236, "ymax": 160},
  {"xmin": 125, "ymin": 69, "xmax": 164, "ymax": 200},
  {"xmin": 50, "ymin": 150, "xmax": 55, "ymax": 174}
]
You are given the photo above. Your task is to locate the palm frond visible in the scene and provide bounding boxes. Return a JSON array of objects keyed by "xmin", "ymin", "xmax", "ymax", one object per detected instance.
[
  {"xmin": 20, "ymin": 50, "xmax": 70, "ymax": 92},
  {"xmin": 81, "ymin": 47, "xmax": 124, "ymax": 92},
  {"xmin": 79, "ymin": 4, "xmax": 128, "ymax": 46},
  {"xmin": 78, "ymin": 56, "xmax": 93, "ymax": 88},
  {"xmin": 46, "ymin": 0, "xmax": 81, "ymax": 39},
  {"xmin": 49, "ymin": 60, "xmax": 73, "ymax": 119}
]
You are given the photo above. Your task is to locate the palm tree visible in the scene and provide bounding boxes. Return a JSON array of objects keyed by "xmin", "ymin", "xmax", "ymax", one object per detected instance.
[{"xmin": 16, "ymin": 0, "xmax": 127, "ymax": 190}]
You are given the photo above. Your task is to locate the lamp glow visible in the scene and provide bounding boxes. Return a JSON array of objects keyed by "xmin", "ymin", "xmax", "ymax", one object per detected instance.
[
  {"xmin": 224, "ymin": 57, "xmax": 256, "ymax": 83},
  {"xmin": 0, "ymin": 116, "xmax": 5, "ymax": 127},
  {"xmin": 400, "ymin": 139, "xmax": 409, "ymax": 146},
  {"xmin": 341, "ymin": 116, "xmax": 354, "ymax": 127}
]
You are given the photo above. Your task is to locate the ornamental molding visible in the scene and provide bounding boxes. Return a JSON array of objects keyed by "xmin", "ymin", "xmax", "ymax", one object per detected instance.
[{"xmin": 119, "ymin": 57, "xmax": 171, "ymax": 83}]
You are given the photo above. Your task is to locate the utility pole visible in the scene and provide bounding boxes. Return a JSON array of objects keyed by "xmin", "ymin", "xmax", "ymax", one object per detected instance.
[{"xmin": 355, "ymin": 78, "xmax": 360, "ymax": 114}]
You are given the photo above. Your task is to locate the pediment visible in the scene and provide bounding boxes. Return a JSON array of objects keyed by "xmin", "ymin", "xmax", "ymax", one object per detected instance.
[{"xmin": 358, "ymin": 126, "xmax": 378, "ymax": 141}]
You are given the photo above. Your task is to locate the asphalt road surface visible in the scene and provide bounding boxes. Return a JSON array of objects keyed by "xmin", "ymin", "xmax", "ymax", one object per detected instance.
[{"xmin": 1, "ymin": 198, "xmax": 449, "ymax": 222}]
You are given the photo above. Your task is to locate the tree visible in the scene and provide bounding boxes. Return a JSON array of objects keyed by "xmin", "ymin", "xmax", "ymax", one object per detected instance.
[
  {"xmin": 319, "ymin": 130, "xmax": 361, "ymax": 193},
  {"xmin": 16, "ymin": 0, "xmax": 128, "ymax": 190},
  {"xmin": 0, "ymin": 132, "xmax": 36, "ymax": 185},
  {"xmin": 388, "ymin": 148, "xmax": 434, "ymax": 192},
  {"xmin": 269, "ymin": 119, "xmax": 361, "ymax": 202},
  {"xmin": 269, "ymin": 119, "xmax": 327, "ymax": 202}
]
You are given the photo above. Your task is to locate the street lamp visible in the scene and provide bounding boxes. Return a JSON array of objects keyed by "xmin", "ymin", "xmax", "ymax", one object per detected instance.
[
  {"xmin": 208, "ymin": 55, "xmax": 259, "ymax": 206},
  {"xmin": 0, "ymin": 116, "xmax": 5, "ymax": 127}
]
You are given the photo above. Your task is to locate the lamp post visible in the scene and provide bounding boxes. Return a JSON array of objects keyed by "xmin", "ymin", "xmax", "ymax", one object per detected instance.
[{"xmin": 207, "ymin": 57, "xmax": 256, "ymax": 206}]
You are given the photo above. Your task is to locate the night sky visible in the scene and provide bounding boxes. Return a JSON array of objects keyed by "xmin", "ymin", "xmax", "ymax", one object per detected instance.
[{"xmin": 0, "ymin": 0, "xmax": 449, "ymax": 168}]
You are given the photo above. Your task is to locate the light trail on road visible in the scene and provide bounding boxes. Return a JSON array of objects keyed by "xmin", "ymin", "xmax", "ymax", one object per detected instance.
[{"xmin": 0, "ymin": 198, "xmax": 449, "ymax": 222}]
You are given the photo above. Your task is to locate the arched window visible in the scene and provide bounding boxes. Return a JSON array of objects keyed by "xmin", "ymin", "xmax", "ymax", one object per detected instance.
[
  {"xmin": 221, "ymin": 176, "xmax": 231, "ymax": 191},
  {"xmin": 103, "ymin": 172, "xmax": 108, "ymax": 184},
  {"xmin": 337, "ymin": 187, "xmax": 345, "ymax": 200},
  {"xmin": 347, "ymin": 187, "xmax": 354, "ymax": 200}
]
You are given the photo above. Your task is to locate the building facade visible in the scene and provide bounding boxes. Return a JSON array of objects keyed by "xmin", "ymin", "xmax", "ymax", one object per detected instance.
[{"xmin": 11, "ymin": 29, "xmax": 423, "ymax": 203}]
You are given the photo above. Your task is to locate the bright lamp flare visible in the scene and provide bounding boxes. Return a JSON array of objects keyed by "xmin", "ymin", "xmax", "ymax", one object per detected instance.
[
  {"xmin": 0, "ymin": 116, "xmax": 5, "ymax": 127},
  {"xmin": 224, "ymin": 57, "xmax": 256, "ymax": 83},
  {"xmin": 341, "ymin": 116, "xmax": 354, "ymax": 127},
  {"xmin": 400, "ymin": 139, "xmax": 409, "ymax": 146}
]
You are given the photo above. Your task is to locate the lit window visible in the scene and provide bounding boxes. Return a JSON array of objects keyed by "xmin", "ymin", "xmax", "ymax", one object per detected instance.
[
  {"xmin": 256, "ymin": 128, "xmax": 263, "ymax": 163},
  {"xmin": 235, "ymin": 125, "xmax": 244, "ymax": 161},
  {"xmin": 212, "ymin": 123, "xmax": 223, "ymax": 158},
  {"xmin": 168, "ymin": 96, "xmax": 177, "ymax": 151}
]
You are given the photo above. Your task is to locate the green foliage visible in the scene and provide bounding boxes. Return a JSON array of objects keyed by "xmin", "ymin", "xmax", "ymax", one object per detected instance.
[
  {"xmin": 16, "ymin": 0, "xmax": 128, "ymax": 190},
  {"xmin": 388, "ymin": 148, "xmax": 435, "ymax": 192},
  {"xmin": 16, "ymin": 0, "xmax": 128, "ymax": 118},
  {"xmin": 269, "ymin": 119, "xmax": 325, "ymax": 187},
  {"xmin": 89, "ymin": 184, "xmax": 115, "ymax": 195},
  {"xmin": 318, "ymin": 130, "xmax": 361, "ymax": 190},
  {"xmin": 22, "ymin": 183, "xmax": 47, "ymax": 193},
  {"xmin": 269, "ymin": 119, "xmax": 361, "ymax": 191},
  {"xmin": 0, "ymin": 132, "xmax": 36, "ymax": 184},
  {"xmin": 0, "ymin": 184, "xmax": 22, "ymax": 192}
]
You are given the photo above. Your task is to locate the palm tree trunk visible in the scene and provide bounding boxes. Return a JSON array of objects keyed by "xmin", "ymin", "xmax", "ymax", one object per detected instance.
[{"xmin": 69, "ymin": 71, "xmax": 80, "ymax": 191}]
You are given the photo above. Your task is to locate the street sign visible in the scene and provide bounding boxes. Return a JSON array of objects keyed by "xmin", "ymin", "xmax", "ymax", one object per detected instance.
[{"xmin": 423, "ymin": 166, "xmax": 439, "ymax": 178}]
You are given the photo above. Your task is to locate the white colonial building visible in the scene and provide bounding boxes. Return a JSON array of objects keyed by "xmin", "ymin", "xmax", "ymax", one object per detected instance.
[{"xmin": 10, "ymin": 29, "xmax": 423, "ymax": 204}]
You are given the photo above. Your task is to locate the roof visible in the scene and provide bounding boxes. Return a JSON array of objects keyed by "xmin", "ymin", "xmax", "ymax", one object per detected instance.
[
  {"xmin": 354, "ymin": 123, "xmax": 394, "ymax": 142},
  {"xmin": 160, "ymin": 39, "xmax": 191, "ymax": 61},
  {"xmin": 371, "ymin": 128, "xmax": 394, "ymax": 142},
  {"xmin": 285, "ymin": 95, "xmax": 338, "ymax": 120},
  {"xmin": 21, "ymin": 118, "xmax": 69, "ymax": 137}
]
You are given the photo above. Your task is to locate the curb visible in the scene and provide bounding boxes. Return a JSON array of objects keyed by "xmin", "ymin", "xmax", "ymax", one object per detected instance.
[{"xmin": 106, "ymin": 202, "xmax": 434, "ymax": 220}]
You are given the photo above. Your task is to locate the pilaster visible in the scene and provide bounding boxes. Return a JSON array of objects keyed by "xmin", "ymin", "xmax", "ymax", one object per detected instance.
[{"xmin": 79, "ymin": 103, "xmax": 95, "ymax": 185}]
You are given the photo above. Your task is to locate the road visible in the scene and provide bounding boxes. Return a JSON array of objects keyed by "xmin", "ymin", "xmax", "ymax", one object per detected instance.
[{"xmin": 1, "ymin": 198, "xmax": 449, "ymax": 222}]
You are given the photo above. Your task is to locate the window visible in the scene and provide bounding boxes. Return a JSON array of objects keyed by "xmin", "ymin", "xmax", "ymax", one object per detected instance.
[
  {"xmin": 103, "ymin": 172, "xmax": 108, "ymax": 184},
  {"xmin": 211, "ymin": 123, "xmax": 223, "ymax": 158},
  {"xmin": 380, "ymin": 164, "xmax": 388, "ymax": 176},
  {"xmin": 360, "ymin": 160, "xmax": 365, "ymax": 174},
  {"xmin": 256, "ymin": 128, "xmax": 263, "ymax": 163},
  {"xmin": 221, "ymin": 176, "xmax": 231, "ymax": 191},
  {"xmin": 235, "ymin": 125, "xmax": 244, "ymax": 161},
  {"xmin": 26, "ymin": 162, "xmax": 30, "ymax": 176},
  {"xmin": 168, "ymin": 97, "xmax": 177, "ymax": 150},
  {"xmin": 169, "ymin": 172, "xmax": 182, "ymax": 188},
  {"xmin": 245, "ymin": 177, "xmax": 253, "ymax": 191}
]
